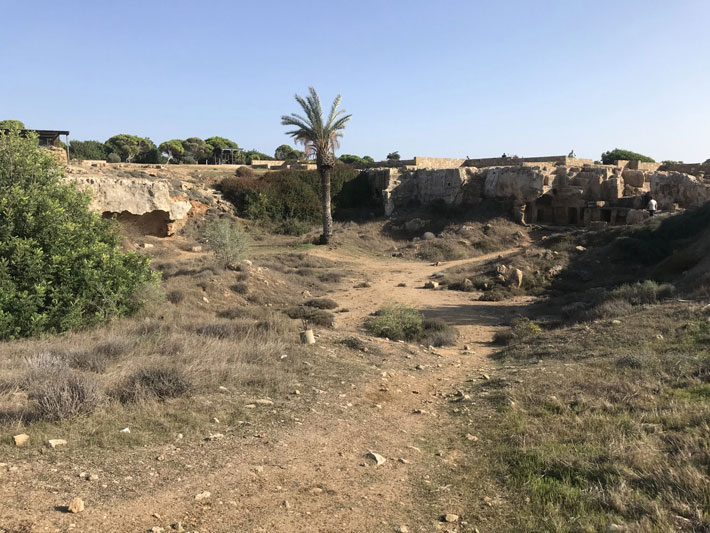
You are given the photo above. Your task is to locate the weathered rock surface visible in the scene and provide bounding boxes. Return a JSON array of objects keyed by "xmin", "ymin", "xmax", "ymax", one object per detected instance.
[
  {"xmin": 650, "ymin": 172, "xmax": 710, "ymax": 210},
  {"xmin": 482, "ymin": 166, "xmax": 545, "ymax": 203},
  {"xmin": 65, "ymin": 176, "xmax": 192, "ymax": 236}
]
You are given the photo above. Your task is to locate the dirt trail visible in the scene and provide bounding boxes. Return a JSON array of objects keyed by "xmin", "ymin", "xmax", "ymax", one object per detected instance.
[{"xmin": 2, "ymin": 249, "xmax": 528, "ymax": 533}]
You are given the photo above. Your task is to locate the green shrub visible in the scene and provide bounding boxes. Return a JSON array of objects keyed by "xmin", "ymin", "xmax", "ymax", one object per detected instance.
[
  {"xmin": 494, "ymin": 317, "xmax": 541, "ymax": 345},
  {"xmin": 202, "ymin": 218, "xmax": 250, "ymax": 269},
  {"xmin": 611, "ymin": 280, "xmax": 674, "ymax": 305},
  {"xmin": 115, "ymin": 366, "xmax": 191, "ymax": 403},
  {"xmin": 218, "ymin": 166, "xmax": 362, "ymax": 226},
  {"xmin": 0, "ymin": 129, "xmax": 157, "ymax": 339},
  {"xmin": 107, "ymin": 152, "xmax": 121, "ymax": 163},
  {"xmin": 365, "ymin": 304, "xmax": 423, "ymax": 341},
  {"xmin": 601, "ymin": 148, "xmax": 655, "ymax": 165}
]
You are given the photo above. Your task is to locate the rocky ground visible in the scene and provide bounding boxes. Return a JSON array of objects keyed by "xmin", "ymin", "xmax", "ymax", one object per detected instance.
[{"xmin": 0, "ymin": 239, "xmax": 530, "ymax": 533}]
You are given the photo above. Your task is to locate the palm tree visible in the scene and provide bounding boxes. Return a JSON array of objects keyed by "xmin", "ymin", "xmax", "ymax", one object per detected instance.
[{"xmin": 281, "ymin": 87, "xmax": 352, "ymax": 244}]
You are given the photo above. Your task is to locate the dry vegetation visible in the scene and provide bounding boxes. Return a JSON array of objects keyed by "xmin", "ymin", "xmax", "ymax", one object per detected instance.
[{"xmin": 444, "ymin": 303, "xmax": 710, "ymax": 532}]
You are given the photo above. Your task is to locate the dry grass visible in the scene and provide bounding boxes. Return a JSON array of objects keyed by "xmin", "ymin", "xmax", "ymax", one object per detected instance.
[{"xmin": 443, "ymin": 302, "xmax": 710, "ymax": 532}]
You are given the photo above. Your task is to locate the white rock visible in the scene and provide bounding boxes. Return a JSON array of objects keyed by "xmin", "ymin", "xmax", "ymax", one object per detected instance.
[
  {"xmin": 366, "ymin": 452, "xmax": 386, "ymax": 465},
  {"xmin": 195, "ymin": 491, "xmax": 211, "ymax": 501},
  {"xmin": 47, "ymin": 439, "xmax": 67, "ymax": 448}
]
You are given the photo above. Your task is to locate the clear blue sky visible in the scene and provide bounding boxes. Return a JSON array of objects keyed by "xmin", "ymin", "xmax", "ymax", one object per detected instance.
[{"xmin": 2, "ymin": 0, "xmax": 709, "ymax": 162}]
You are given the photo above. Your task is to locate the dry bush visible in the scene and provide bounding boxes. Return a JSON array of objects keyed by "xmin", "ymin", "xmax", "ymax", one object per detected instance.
[
  {"xmin": 319, "ymin": 272, "xmax": 344, "ymax": 283},
  {"xmin": 94, "ymin": 338, "xmax": 132, "ymax": 358},
  {"xmin": 586, "ymin": 299, "xmax": 634, "ymax": 320},
  {"xmin": 167, "ymin": 290, "xmax": 185, "ymax": 304},
  {"xmin": 340, "ymin": 336, "xmax": 367, "ymax": 351},
  {"xmin": 235, "ymin": 166, "xmax": 255, "ymax": 178},
  {"xmin": 305, "ymin": 298, "xmax": 339, "ymax": 310},
  {"xmin": 417, "ymin": 240, "xmax": 470, "ymax": 262},
  {"xmin": 419, "ymin": 318, "xmax": 458, "ymax": 347},
  {"xmin": 24, "ymin": 351, "xmax": 69, "ymax": 382},
  {"xmin": 31, "ymin": 372, "xmax": 103, "ymax": 420},
  {"xmin": 114, "ymin": 366, "xmax": 191, "ymax": 403},
  {"xmin": 230, "ymin": 282, "xmax": 249, "ymax": 294},
  {"xmin": 69, "ymin": 350, "xmax": 110, "ymax": 373},
  {"xmin": 285, "ymin": 307, "xmax": 335, "ymax": 327}
]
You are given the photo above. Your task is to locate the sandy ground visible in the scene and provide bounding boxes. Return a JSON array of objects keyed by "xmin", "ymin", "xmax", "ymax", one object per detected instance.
[{"xmin": 1, "ymin": 247, "xmax": 529, "ymax": 533}]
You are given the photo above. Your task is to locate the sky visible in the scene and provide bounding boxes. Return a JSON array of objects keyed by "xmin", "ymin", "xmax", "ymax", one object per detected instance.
[{"xmin": 1, "ymin": 0, "xmax": 709, "ymax": 162}]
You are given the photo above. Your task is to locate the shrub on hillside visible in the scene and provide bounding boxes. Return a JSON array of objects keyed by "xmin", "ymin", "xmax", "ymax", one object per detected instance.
[
  {"xmin": 202, "ymin": 218, "xmax": 250, "ymax": 269},
  {"xmin": 0, "ymin": 129, "xmax": 157, "ymax": 339},
  {"xmin": 31, "ymin": 372, "xmax": 103, "ymax": 420},
  {"xmin": 611, "ymin": 280, "xmax": 674, "ymax": 305},
  {"xmin": 107, "ymin": 152, "xmax": 121, "ymax": 163},
  {"xmin": 365, "ymin": 305, "xmax": 458, "ymax": 345},
  {"xmin": 218, "ymin": 166, "xmax": 364, "ymax": 225},
  {"xmin": 115, "ymin": 366, "xmax": 191, "ymax": 403},
  {"xmin": 235, "ymin": 166, "xmax": 255, "ymax": 178}
]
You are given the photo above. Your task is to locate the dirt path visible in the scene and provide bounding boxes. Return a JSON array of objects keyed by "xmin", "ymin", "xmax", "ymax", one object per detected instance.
[{"xmin": 2, "ymin": 249, "xmax": 528, "ymax": 533}]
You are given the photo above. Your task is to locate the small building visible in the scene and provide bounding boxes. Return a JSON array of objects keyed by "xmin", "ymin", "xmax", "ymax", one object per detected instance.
[{"xmin": 1, "ymin": 128, "xmax": 70, "ymax": 162}]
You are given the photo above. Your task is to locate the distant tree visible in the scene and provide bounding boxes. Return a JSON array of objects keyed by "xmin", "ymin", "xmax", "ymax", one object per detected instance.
[
  {"xmin": 205, "ymin": 136, "xmax": 239, "ymax": 150},
  {"xmin": 104, "ymin": 134, "xmax": 155, "ymax": 163},
  {"xmin": 274, "ymin": 144, "xmax": 302, "ymax": 160},
  {"xmin": 181, "ymin": 137, "xmax": 212, "ymax": 164},
  {"xmin": 159, "ymin": 139, "xmax": 185, "ymax": 164},
  {"xmin": 0, "ymin": 120, "xmax": 25, "ymax": 130},
  {"xmin": 281, "ymin": 86, "xmax": 352, "ymax": 244},
  {"xmin": 338, "ymin": 154, "xmax": 374, "ymax": 166},
  {"xmin": 107, "ymin": 153, "xmax": 121, "ymax": 163},
  {"xmin": 386, "ymin": 151, "xmax": 400, "ymax": 161},
  {"xmin": 661, "ymin": 160, "xmax": 683, "ymax": 166},
  {"xmin": 243, "ymin": 149, "xmax": 273, "ymax": 164},
  {"xmin": 601, "ymin": 148, "xmax": 655, "ymax": 165},
  {"xmin": 69, "ymin": 140, "xmax": 107, "ymax": 161}
]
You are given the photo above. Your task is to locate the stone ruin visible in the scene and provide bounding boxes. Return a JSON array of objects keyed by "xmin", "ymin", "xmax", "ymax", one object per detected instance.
[{"xmin": 362, "ymin": 156, "xmax": 710, "ymax": 226}]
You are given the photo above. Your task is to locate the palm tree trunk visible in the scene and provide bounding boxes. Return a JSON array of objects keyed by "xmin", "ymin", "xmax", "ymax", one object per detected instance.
[{"xmin": 320, "ymin": 166, "xmax": 333, "ymax": 244}]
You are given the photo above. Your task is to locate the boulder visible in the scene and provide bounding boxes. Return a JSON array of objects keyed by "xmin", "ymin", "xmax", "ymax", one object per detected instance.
[
  {"xmin": 422, "ymin": 232, "xmax": 436, "ymax": 241},
  {"xmin": 483, "ymin": 166, "xmax": 545, "ymax": 203},
  {"xmin": 622, "ymin": 169, "xmax": 646, "ymax": 188},
  {"xmin": 626, "ymin": 209, "xmax": 648, "ymax": 225},
  {"xmin": 507, "ymin": 268, "xmax": 523, "ymax": 288},
  {"xmin": 651, "ymin": 172, "xmax": 710, "ymax": 210}
]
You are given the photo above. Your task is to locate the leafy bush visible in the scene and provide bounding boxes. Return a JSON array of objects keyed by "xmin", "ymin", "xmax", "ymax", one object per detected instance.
[
  {"xmin": 494, "ymin": 317, "xmax": 541, "ymax": 345},
  {"xmin": 107, "ymin": 152, "xmax": 121, "ymax": 163},
  {"xmin": 202, "ymin": 218, "xmax": 250, "ymax": 269},
  {"xmin": 69, "ymin": 140, "xmax": 107, "ymax": 161},
  {"xmin": 218, "ymin": 166, "xmax": 363, "ymax": 226},
  {"xmin": 365, "ymin": 305, "xmax": 458, "ymax": 345},
  {"xmin": 611, "ymin": 280, "xmax": 674, "ymax": 305},
  {"xmin": 31, "ymin": 372, "xmax": 103, "ymax": 420},
  {"xmin": 601, "ymin": 148, "xmax": 655, "ymax": 165},
  {"xmin": 0, "ymin": 130, "xmax": 157, "ymax": 339},
  {"xmin": 365, "ymin": 304, "xmax": 423, "ymax": 341},
  {"xmin": 115, "ymin": 366, "xmax": 191, "ymax": 403},
  {"xmin": 235, "ymin": 166, "xmax": 254, "ymax": 178}
]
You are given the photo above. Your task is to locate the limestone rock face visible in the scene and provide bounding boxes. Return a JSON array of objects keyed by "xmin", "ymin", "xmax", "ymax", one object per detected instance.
[
  {"xmin": 482, "ymin": 167, "xmax": 545, "ymax": 203},
  {"xmin": 651, "ymin": 172, "xmax": 710, "ymax": 210},
  {"xmin": 65, "ymin": 176, "xmax": 192, "ymax": 236}
]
